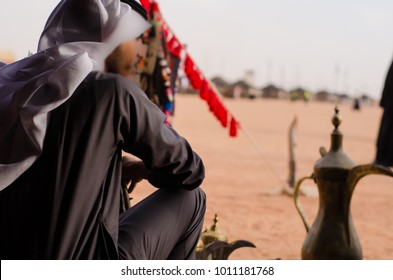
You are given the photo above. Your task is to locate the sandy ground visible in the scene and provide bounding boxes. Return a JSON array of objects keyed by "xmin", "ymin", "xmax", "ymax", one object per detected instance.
[{"xmin": 131, "ymin": 93, "xmax": 393, "ymax": 260}]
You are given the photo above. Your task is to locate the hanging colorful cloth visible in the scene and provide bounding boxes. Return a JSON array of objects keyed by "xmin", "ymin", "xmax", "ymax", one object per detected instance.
[
  {"xmin": 140, "ymin": 0, "xmax": 238, "ymax": 137},
  {"xmin": 136, "ymin": 0, "xmax": 174, "ymax": 125}
]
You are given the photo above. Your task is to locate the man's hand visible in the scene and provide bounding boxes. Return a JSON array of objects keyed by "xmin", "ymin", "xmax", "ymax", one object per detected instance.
[{"xmin": 121, "ymin": 156, "xmax": 149, "ymax": 194}]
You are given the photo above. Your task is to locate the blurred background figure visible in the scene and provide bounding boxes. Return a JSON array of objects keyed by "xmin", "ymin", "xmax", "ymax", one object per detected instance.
[
  {"xmin": 375, "ymin": 57, "xmax": 393, "ymax": 167},
  {"xmin": 352, "ymin": 97, "xmax": 361, "ymax": 111}
]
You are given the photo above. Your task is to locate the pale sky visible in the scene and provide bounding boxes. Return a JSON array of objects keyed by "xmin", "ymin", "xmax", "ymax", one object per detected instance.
[{"xmin": 1, "ymin": 0, "xmax": 393, "ymax": 99}]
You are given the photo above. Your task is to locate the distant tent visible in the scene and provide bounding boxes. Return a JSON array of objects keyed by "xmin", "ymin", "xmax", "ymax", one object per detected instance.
[
  {"xmin": 289, "ymin": 87, "xmax": 312, "ymax": 101},
  {"xmin": 337, "ymin": 93, "xmax": 351, "ymax": 102},
  {"xmin": 232, "ymin": 80, "xmax": 251, "ymax": 89},
  {"xmin": 231, "ymin": 80, "xmax": 251, "ymax": 98},
  {"xmin": 360, "ymin": 94, "xmax": 375, "ymax": 105},
  {"xmin": 211, "ymin": 76, "xmax": 229, "ymax": 87},
  {"xmin": 261, "ymin": 84, "xmax": 282, "ymax": 99},
  {"xmin": 315, "ymin": 90, "xmax": 330, "ymax": 101},
  {"xmin": 211, "ymin": 76, "xmax": 231, "ymax": 98}
]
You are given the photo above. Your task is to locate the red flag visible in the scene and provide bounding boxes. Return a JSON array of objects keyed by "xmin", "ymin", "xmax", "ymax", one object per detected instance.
[
  {"xmin": 184, "ymin": 54, "xmax": 194, "ymax": 70},
  {"xmin": 167, "ymin": 36, "xmax": 182, "ymax": 58},
  {"xmin": 161, "ymin": 22, "xmax": 183, "ymax": 58},
  {"xmin": 199, "ymin": 79, "xmax": 209, "ymax": 100},
  {"xmin": 142, "ymin": 7, "xmax": 239, "ymax": 138},
  {"xmin": 229, "ymin": 116, "xmax": 238, "ymax": 137},
  {"xmin": 140, "ymin": 0, "xmax": 151, "ymax": 14},
  {"xmin": 207, "ymin": 90, "xmax": 218, "ymax": 112},
  {"xmin": 213, "ymin": 100, "xmax": 221, "ymax": 119},
  {"xmin": 214, "ymin": 101, "xmax": 228, "ymax": 127},
  {"xmin": 219, "ymin": 104, "xmax": 228, "ymax": 128},
  {"xmin": 191, "ymin": 69, "xmax": 202, "ymax": 90},
  {"xmin": 152, "ymin": 1, "xmax": 160, "ymax": 12}
]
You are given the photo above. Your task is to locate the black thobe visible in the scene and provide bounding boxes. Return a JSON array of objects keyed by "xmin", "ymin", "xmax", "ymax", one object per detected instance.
[
  {"xmin": 376, "ymin": 60, "xmax": 393, "ymax": 166},
  {"xmin": 0, "ymin": 72, "xmax": 205, "ymax": 259}
]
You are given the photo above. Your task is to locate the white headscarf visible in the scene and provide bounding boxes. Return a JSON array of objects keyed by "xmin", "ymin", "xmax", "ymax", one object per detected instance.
[{"xmin": 0, "ymin": 0, "xmax": 150, "ymax": 190}]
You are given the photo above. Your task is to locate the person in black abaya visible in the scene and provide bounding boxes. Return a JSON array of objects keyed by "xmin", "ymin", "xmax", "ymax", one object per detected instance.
[
  {"xmin": 375, "ymin": 58, "xmax": 393, "ymax": 167},
  {"xmin": 0, "ymin": 0, "xmax": 206, "ymax": 260}
]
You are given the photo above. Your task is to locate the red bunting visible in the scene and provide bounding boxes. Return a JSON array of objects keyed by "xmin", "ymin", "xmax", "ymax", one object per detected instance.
[
  {"xmin": 151, "ymin": 1, "xmax": 160, "ymax": 12},
  {"xmin": 213, "ymin": 100, "xmax": 222, "ymax": 120},
  {"xmin": 167, "ymin": 36, "xmax": 182, "ymax": 58},
  {"xmin": 219, "ymin": 104, "xmax": 228, "ymax": 128},
  {"xmin": 144, "ymin": 1, "xmax": 239, "ymax": 137},
  {"xmin": 161, "ymin": 22, "xmax": 183, "ymax": 58},
  {"xmin": 199, "ymin": 79, "xmax": 209, "ymax": 100},
  {"xmin": 184, "ymin": 54, "xmax": 194, "ymax": 71},
  {"xmin": 229, "ymin": 117, "xmax": 238, "ymax": 137},
  {"xmin": 188, "ymin": 71, "xmax": 202, "ymax": 90},
  {"xmin": 184, "ymin": 52, "xmax": 238, "ymax": 135},
  {"xmin": 207, "ymin": 89, "xmax": 218, "ymax": 112},
  {"xmin": 140, "ymin": 0, "xmax": 152, "ymax": 14}
]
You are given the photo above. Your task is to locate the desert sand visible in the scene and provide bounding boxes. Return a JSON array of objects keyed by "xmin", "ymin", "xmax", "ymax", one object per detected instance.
[{"xmin": 131, "ymin": 93, "xmax": 393, "ymax": 260}]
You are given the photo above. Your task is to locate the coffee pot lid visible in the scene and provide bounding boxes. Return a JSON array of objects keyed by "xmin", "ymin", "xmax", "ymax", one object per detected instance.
[
  {"xmin": 201, "ymin": 213, "xmax": 228, "ymax": 244},
  {"xmin": 314, "ymin": 107, "xmax": 356, "ymax": 170}
]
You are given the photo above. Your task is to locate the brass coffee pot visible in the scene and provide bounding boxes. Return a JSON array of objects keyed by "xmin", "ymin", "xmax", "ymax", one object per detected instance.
[
  {"xmin": 196, "ymin": 214, "xmax": 255, "ymax": 260},
  {"xmin": 294, "ymin": 107, "xmax": 393, "ymax": 259}
]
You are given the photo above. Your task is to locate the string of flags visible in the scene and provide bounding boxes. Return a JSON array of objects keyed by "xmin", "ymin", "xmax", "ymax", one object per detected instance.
[{"xmin": 140, "ymin": 0, "xmax": 239, "ymax": 137}]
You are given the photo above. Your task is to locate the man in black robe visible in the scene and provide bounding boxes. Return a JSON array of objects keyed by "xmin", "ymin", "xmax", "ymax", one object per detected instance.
[
  {"xmin": 0, "ymin": 0, "xmax": 205, "ymax": 259},
  {"xmin": 375, "ymin": 58, "xmax": 393, "ymax": 167}
]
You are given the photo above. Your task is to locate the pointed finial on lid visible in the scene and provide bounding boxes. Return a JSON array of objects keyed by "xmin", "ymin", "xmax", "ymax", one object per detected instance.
[
  {"xmin": 201, "ymin": 213, "xmax": 228, "ymax": 244},
  {"xmin": 332, "ymin": 106, "xmax": 342, "ymax": 130},
  {"xmin": 314, "ymin": 106, "xmax": 356, "ymax": 170}
]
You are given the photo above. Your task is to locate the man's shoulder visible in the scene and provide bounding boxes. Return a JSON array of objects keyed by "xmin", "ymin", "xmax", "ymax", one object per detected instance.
[{"xmin": 82, "ymin": 72, "xmax": 142, "ymax": 94}]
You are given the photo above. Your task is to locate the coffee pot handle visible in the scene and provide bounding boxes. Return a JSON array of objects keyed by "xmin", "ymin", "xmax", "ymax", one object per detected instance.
[{"xmin": 293, "ymin": 174, "xmax": 315, "ymax": 232}]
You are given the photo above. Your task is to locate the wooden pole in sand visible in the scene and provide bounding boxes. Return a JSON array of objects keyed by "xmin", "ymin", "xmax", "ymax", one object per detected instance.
[
  {"xmin": 286, "ymin": 115, "xmax": 318, "ymax": 197},
  {"xmin": 287, "ymin": 116, "xmax": 298, "ymax": 189}
]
